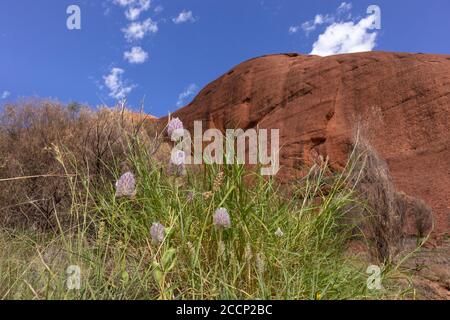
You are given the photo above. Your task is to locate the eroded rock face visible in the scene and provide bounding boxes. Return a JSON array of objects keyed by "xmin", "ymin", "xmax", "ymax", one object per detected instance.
[{"xmin": 164, "ymin": 51, "xmax": 450, "ymax": 238}]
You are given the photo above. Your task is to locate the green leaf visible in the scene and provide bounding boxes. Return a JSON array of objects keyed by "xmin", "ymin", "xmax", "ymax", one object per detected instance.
[
  {"xmin": 153, "ymin": 269, "xmax": 163, "ymax": 283},
  {"xmin": 121, "ymin": 271, "xmax": 129, "ymax": 284},
  {"xmin": 162, "ymin": 248, "xmax": 176, "ymax": 269}
]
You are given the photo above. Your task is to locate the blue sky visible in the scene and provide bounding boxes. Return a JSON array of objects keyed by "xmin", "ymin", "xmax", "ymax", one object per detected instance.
[{"xmin": 1, "ymin": 0, "xmax": 449, "ymax": 117}]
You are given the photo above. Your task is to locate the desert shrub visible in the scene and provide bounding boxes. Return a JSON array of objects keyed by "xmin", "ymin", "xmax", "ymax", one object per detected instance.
[
  {"xmin": 349, "ymin": 138, "xmax": 406, "ymax": 262},
  {"xmin": 395, "ymin": 192, "xmax": 434, "ymax": 238},
  {"xmin": 0, "ymin": 99, "xmax": 157, "ymax": 229},
  {"xmin": 349, "ymin": 137, "xmax": 433, "ymax": 262}
]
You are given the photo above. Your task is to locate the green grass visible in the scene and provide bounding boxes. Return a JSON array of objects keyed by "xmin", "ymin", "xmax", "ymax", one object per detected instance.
[{"xmin": 0, "ymin": 142, "xmax": 413, "ymax": 300}]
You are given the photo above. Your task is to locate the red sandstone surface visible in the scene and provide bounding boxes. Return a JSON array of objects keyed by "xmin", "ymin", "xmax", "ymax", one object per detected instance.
[{"xmin": 163, "ymin": 51, "xmax": 450, "ymax": 238}]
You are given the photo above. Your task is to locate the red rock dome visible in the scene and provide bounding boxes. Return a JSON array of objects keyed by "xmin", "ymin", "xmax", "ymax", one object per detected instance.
[{"xmin": 164, "ymin": 51, "xmax": 450, "ymax": 238}]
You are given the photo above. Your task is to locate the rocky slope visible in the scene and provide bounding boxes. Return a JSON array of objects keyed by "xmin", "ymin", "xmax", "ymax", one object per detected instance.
[{"xmin": 164, "ymin": 51, "xmax": 450, "ymax": 239}]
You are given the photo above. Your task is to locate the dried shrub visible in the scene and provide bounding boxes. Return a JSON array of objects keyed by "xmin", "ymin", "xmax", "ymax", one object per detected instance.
[
  {"xmin": 350, "ymin": 137, "xmax": 434, "ymax": 262},
  {"xmin": 395, "ymin": 192, "xmax": 434, "ymax": 238},
  {"xmin": 350, "ymin": 139, "xmax": 404, "ymax": 262},
  {"xmin": 0, "ymin": 99, "xmax": 159, "ymax": 229}
]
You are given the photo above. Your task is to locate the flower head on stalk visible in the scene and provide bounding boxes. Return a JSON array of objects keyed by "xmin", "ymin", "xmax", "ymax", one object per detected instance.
[
  {"xmin": 186, "ymin": 191, "xmax": 195, "ymax": 203},
  {"xmin": 213, "ymin": 207, "xmax": 231, "ymax": 229},
  {"xmin": 168, "ymin": 149, "xmax": 187, "ymax": 176},
  {"xmin": 167, "ymin": 117, "xmax": 184, "ymax": 140},
  {"xmin": 275, "ymin": 228, "xmax": 284, "ymax": 238},
  {"xmin": 115, "ymin": 172, "xmax": 136, "ymax": 198},
  {"xmin": 150, "ymin": 222, "xmax": 165, "ymax": 245}
]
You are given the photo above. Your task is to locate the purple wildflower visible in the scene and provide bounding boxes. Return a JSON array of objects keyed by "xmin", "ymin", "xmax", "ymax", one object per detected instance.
[
  {"xmin": 168, "ymin": 150, "xmax": 186, "ymax": 176},
  {"xmin": 186, "ymin": 191, "xmax": 195, "ymax": 202},
  {"xmin": 150, "ymin": 222, "xmax": 165, "ymax": 245},
  {"xmin": 213, "ymin": 207, "xmax": 231, "ymax": 229},
  {"xmin": 167, "ymin": 117, "xmax": 184, "ymax": 139},
  {"xmin": 275, "ymin": 228, "xmax": 284, "ymax": 237},
  {"xmin": 115, "ymin": 172, "xmax": 136, "ymax": 198},
  {"xmin": 171, "ymin": 149, "xmax": 186, "ymax": 166}
]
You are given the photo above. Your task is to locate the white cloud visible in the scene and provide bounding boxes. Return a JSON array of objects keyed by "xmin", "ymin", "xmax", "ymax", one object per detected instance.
[
  {"xmin": 122, "ymin": 18, "xmax": 158, "ymax": 41},
  {"xmin": 124, "ymin": 46, "xmax": 149, "ymax": 64},
  {"xmin": 290, "ymin": 2, "xmax": 378, "ymax": 55},
  {"xmin": 154, "ymin": 5, "xmax": 163, "ymax": 14},
  {"xmin": 314, "ymin": 14, "xmax": 324, "ymax": 25},
  {"xmin": 293, "ymin": 2, "xmax": 354, "ymax": 36},
  {"xmin": 114, "ymin": 0, "xmax": 134, "ymax": 6},
  {"xmin": 173, "ymin": 10, "xmax": 196, "ymax": 24},
  {"xmin": 289, "ymin": 14, "xmax": 334, "ymax": 36},
  {"xmin": 126, "ymin": 0, "xmax": 151, "ymax": 21},
  {"xmin": 1, "ymin": 91, "xmax": 10, "ymax": 99},
  {"xmin": 125, "ymin": 7, "xmax": 142, "ymax": 21},
  {"xmin": 310, "ymin": 14, "xmax": 377, "ymax": 56},
  {"xmin": 300, "ymin": 14, "xmax": 334, "ymax": 35},
  {"xmin": 114, "ymin": 0, "xmax": 151, "ymax": 21},
  {"xmin": 338, "ymin": 2, "xmax": 353, "ymax": 13},
  {"xmin": 177, "ymin": 83, "xmax": 197, "ymax": 107},
  {"xmin": 103, "ymin": 68, "xmax": 135, "ymax": 100},
  {"xmin": 288, "ymin": 26, "xmax": 299, "ymax": 34}
]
